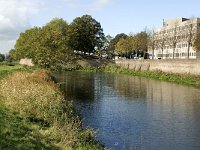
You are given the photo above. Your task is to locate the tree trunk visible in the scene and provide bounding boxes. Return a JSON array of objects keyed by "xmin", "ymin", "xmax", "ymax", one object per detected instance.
[
  {"xmin": 152, "ymin": 49, "xmax": 154, "ymax": 59},
  {"xmin": 187, "ymin": 42, "xmax": 190, "ymax": 59}
]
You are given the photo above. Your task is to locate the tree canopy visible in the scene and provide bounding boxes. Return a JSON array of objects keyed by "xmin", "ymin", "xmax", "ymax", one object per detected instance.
[
  {"xmin": 13, "ymin": 15, "xmax": 107, "ymax": 69},
  {"xmin": 107, "ymin": 33, "xmax": 128, "ymax": 55},
  {"xmin": 68, "ymin": 15, "xmax": 105, "ymax": 54},
  {"xmin": 115, "ymin": 32, "xmax": 148, "ymax": 58},
  {"xmin": 14, "ymin": 27, "xmax": 42, "ymax": 60},
  {"xmin": 14, "ymin": 18, "xmax": 74, "ymax": 69},
  {"xmin": 0, "ymin": 53, "xmax": 5, "ymax": 62}
]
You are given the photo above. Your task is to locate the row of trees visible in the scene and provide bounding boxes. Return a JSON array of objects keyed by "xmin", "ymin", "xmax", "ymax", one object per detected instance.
[
  {"xmin": 115, "ymin": 32, "xmax": 148, "ymax": 58},
  {"xmin": 9, "ymin": 15, "xmax": 200, "ymax": 67},
  {"xmin": 12, "ymin": 15, "xmax": 105, "ymax": 69},
  {"xmin": 107, "ymin": 32, "xmax": 148, "ymax": 58}
]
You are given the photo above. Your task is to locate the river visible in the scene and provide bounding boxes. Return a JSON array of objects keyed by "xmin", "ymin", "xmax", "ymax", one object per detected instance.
[{"xmin": 54, "ymin": 71, "xmax": 200, "ymax": 150}]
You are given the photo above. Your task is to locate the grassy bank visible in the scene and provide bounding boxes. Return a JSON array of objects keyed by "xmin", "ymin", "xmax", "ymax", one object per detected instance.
[
  {"xmin": 77, "ymin": 64, "xmax": 200, "ymax": 87},
  {"xmin": 0, "ymin": 66, "xmax": 102, "ymax": 150},
  {"xmin": 0, "ymin": 63, "xmax": 22, "ymax": 79}
]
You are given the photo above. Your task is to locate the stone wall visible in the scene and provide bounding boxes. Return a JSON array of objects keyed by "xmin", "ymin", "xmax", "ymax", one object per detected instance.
[
  {"xmin": 115, "ymin": 59, "xmax": 200, "ymax": 75},
  {"xmin": 19, "ymin": 58, "xmax": 34, "ymax": 66}
]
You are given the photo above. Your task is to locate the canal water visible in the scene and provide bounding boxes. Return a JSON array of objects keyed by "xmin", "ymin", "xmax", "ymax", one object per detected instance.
[{"xmin": 54, "ymin": 71, "xmax": 200, "ymax": 150}]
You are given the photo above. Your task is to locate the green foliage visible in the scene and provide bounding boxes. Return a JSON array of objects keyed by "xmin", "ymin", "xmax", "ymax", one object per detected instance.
[
  {"xmin": 34, "ymin": 18, "xmax": 74, "ymax": 69},
  {"xmin": 14, "ymin": 16, "xmax": 107, "ymax": 69},
  {"xmin": 115, "ymin": 32, "xmax": 148, "ymax": 58},
  {"xmin": 0, "ymin": 64, "xmax": 23, "ymax": 80},
  {"xmin": 115, "ymin": 38, "xmax": 129, "ymax": 55},
  {"xmin": 0, "ymin": 53, "xmax": 5, "ymax": 62},
  {"xmin": 14, "ymin": 27, "xmax": 42, "ymax": 60},
  {"xmin": 76, "ymin": 64, "xmax": 200, "ymax": 87},
  {"xmin": 6, "ymin": 49, "xmax": 16, "ymax": 62},
  {"xmin": 135, "ymin": 31, "xmax": 148, "ymax": 52},
  {"xmin": 107, "ymin": 33, "xmax": 128, "ymax": 55},
  {"xmin": 0, "ymin": 101, "xmax": 60, "ymax": 150},
  {"xmin": 14, "ymin": 18, "xmax": 75, "ymax": 69},
  {"xmin": 68, "ymin": 15, "xmax": 105, "ymax": 54},
  {"xmin": 194, "ymin": 32, "xmax": 200, "ymax": 51},
  {"xmin": 101, "ymin": 64, "xmax": 200, "ymax": 87}
]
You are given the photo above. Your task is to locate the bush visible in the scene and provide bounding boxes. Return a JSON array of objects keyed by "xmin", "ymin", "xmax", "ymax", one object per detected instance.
[{"xmin": 0, "ymin": 54, "xmax": 5, "ymax": 62}]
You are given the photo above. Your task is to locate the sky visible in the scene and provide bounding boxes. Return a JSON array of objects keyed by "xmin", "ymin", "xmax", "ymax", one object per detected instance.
[{"xmin": 1, "ymin": 0, "xmax": 200, "ymax": 54}]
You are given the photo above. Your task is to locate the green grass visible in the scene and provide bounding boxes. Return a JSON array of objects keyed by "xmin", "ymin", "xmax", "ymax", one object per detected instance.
[
  {"xmin": 0, "ymin": 100, "xmax": 60, "ymax": 150},
  {"xmin": 0, "ymin": 63, "xmax": 22, "ymax": 79},
  {"xmin": 77, "ymin": 63, "xmax": 200, "ymax": 87}
]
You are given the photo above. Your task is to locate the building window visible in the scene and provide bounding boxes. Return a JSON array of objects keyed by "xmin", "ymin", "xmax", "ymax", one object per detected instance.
[{"xmin": 175, "ymin": 53, "xmax": 179, "ymax": 57}]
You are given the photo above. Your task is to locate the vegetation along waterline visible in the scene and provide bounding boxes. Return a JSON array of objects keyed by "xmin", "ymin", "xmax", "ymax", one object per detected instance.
[
  {"xmin": 76, "ymin": 63, "xmax": 200, "ymax": 87},
  {"xmin": 0, "ymin": 65, "xmax": 103, "ymax": 150}
]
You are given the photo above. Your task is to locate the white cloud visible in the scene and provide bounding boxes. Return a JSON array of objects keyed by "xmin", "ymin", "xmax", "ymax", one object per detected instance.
[
  {"xmin": 0, "ymin": 0, "xmax": 40, "ymax": 40},
  {"xmin": 0, "ymin": 0, "xmax": 41, "ymax": 53}
]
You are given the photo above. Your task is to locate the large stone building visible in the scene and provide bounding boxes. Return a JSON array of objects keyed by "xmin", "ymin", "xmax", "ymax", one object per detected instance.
[{"xmin": 148, "ymin": 18, "xmax": 200, "ymax": 59}]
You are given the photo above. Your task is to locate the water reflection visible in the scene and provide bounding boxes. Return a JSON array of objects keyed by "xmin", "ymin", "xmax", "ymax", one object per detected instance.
[
  {"xmin": 54, "ymin": 72, "xmax": 200, "ymax": 150},
  {"xmin": 55, "ymin": 72, "xmax": 95, "ymax": 101}
]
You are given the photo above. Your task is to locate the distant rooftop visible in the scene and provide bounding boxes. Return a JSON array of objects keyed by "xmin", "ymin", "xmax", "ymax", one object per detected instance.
[{"xmin": 163, "ymin": 18, "xmax": 189, "ymax": 27}]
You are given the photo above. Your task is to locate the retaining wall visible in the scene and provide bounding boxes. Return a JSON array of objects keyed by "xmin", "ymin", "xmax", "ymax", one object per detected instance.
[
  {"xmin": 115, "ymin": 59, "xmax": 200, "ymax": 75},
  {"xmin": 19, "ymin": 58, "xmax": 34, "ymax": 66}
]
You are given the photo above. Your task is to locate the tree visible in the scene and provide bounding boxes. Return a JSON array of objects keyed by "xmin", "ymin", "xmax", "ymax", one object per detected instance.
[
  {"xmin": 135, "ymin": 31, "xmax": 148, "ymax": 52},
  {"xmin": 194, "ymin": 32, "xmax": 200, "ymax": 52},
  {"xmin": 170, "ymin": 22, "xmax": 179, "ymax": 59},
  {"xmin": 0, "ymin": 53, "xmax": 5, "ymax": 62},
  {"xmin": 114, "ymin": 32, "xmax": 148, "ymax": 59},
  {"xmin": 7, "ymin": 49, "xmax": 16, "ymax": 62},
  {"xmin": 68, "ymin": 15, "xmax": 105, "ymax": 54},
  {"xmin": 34, "ymin": 18, "xmax": 74, "ymax": 68},
  {"xmin": 103, "ymin": 35, "xmax": 113, "ymax": 51},
  {"xmin": 108, "ymin": 33, "xmax": 128, "ymax": 56},
  {"xmin": 14, "ymin": 18, "xmax": 74, "ymax": 69},
  {"xmin": 128, "ymin": 32, "xmax": 148, "ymax": 58},
  {"xmin": 155, "ymin": 27, "xmax": 167, "ymax": 59},
  {"xmin": 14, "ymin": 27, "xmax": 42, "ymax": 60},
  {"xmin": 147, "ymin": 28, "xmax": 156, "ymax": 59},
  {"xmin": 185, "ymin": 19, "xmax": 196, "ymax": 59},
  {"xmin": 115, "ymin": 38, "xmax": 129, "ymax": 56}
]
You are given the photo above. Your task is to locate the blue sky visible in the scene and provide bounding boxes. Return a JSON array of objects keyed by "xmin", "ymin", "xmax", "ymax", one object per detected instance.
[{"xmin": 1, "ymin": 0, "xmax": 200, "ymax": 54}]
